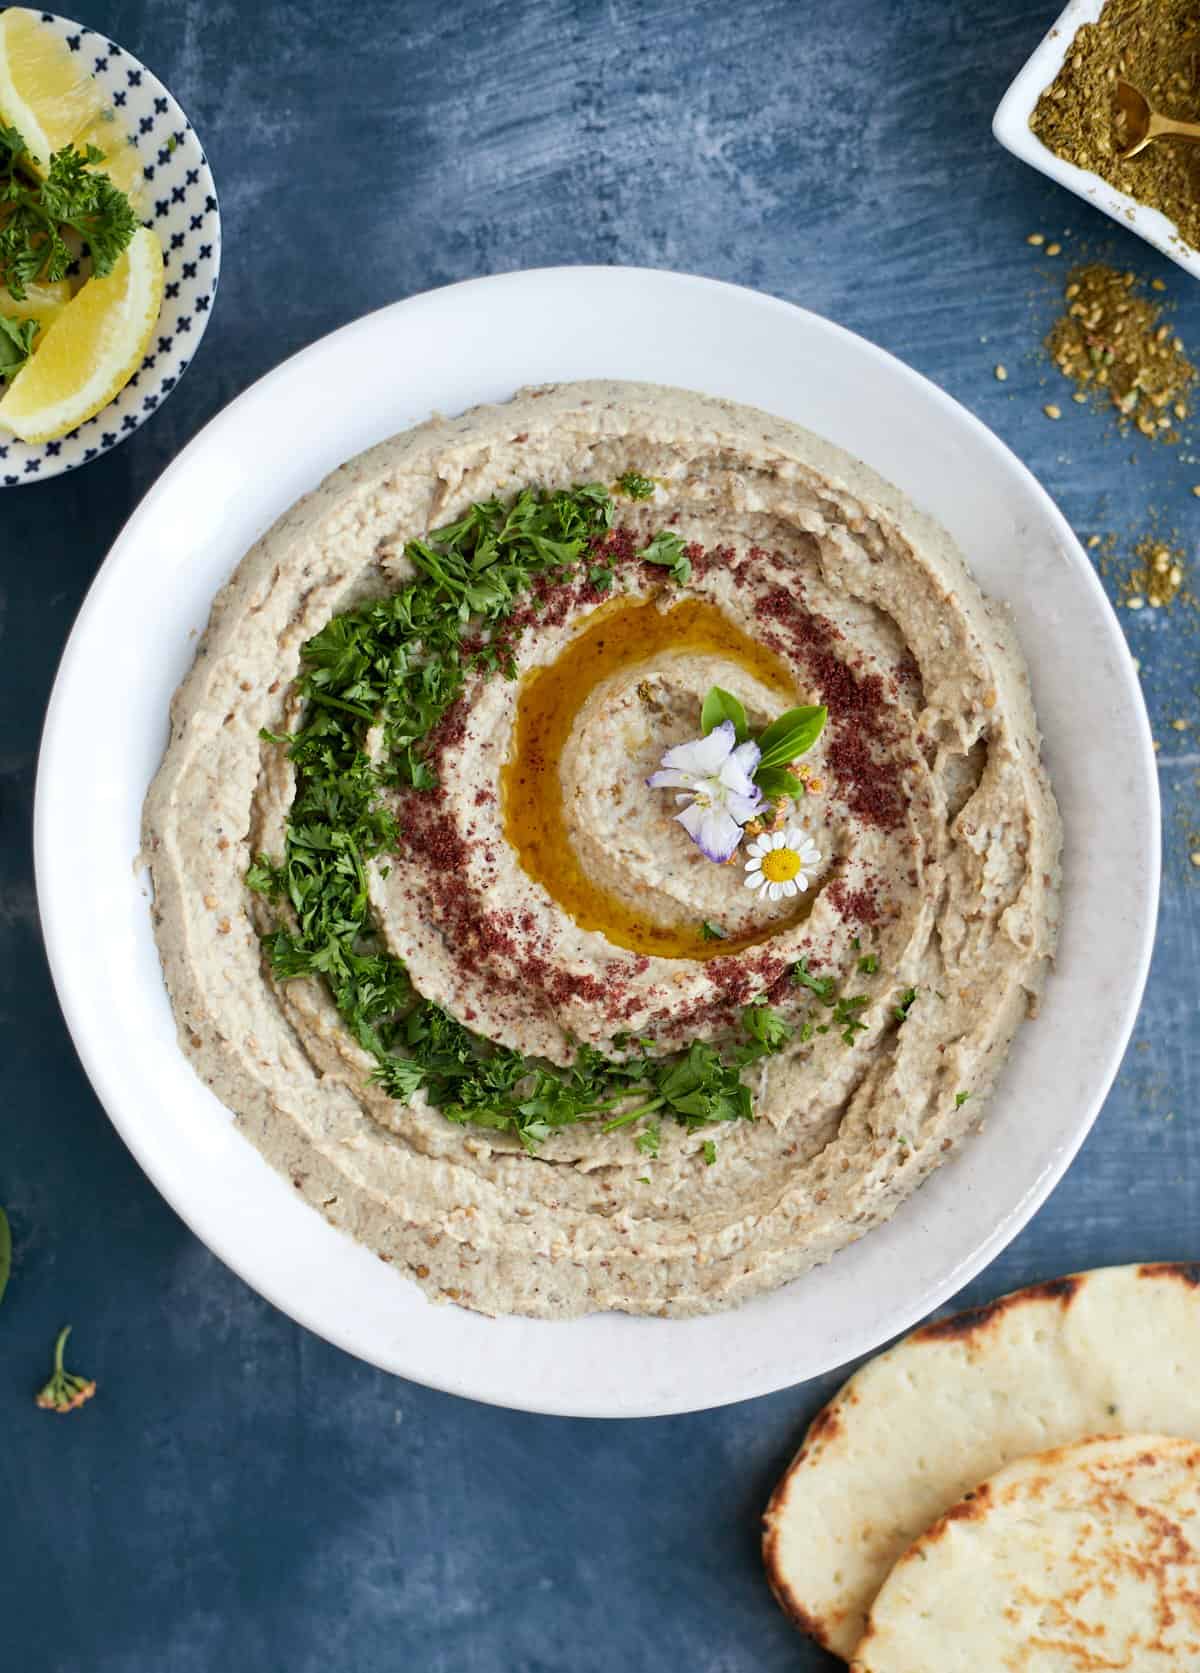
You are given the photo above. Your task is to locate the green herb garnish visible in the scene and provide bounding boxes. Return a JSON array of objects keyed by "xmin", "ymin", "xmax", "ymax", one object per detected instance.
[
  {"xmin": 857, "ymin": 953, "xmax": 879, "ymax": 975},
  {"xmin": 251, "ymin": 483, "xmax": 784, "ymax": 1156},
  {"xmin": 703, "ymin": 1139, "xmax": 717, "ymax": 1166},
  {"xmin": 700, "ymin": 919, "xmax": 727, "ymax": 942},
  {"xmin": 753, "ymin": 765, "xmax": 805, "ymax": 802},
  {"xmin": 615, "ymin": 469, "xmax": 656, "ymax": 500},
  {"xmin": 832, "ymin": 993, "xmax": 870, "ymax": 1045},
  {"xmin": 955, "ymin": 1091, "xmax": 971, "ymax": 1109},
  {"xmin": 636, "ymin": 1124, "xmax": 661, "ymax": 1158},
  {"xmin": 894, "ymin": 988, "xmax": 918, "ymax": 1022},
  {"xmin": 637, "ymin": 528, "xmax": 692, "ymax": 585},
  {"xmin": 0, "ymin": 312, "xmax": 36, "ymax": 379},
  {"xmin": 792, "ymin": 957, "xmax": 836, "ymax": 1002},
  {"xmin": 0, "ymin": 122, "xmax": 137, "ymax": 303},
  {"xmin": 698, "ymin": 684, "xmax": 826, "ymax": 805},
  {"xmin": 738, "ymin": 999, "xmax": 793, "ymax": 1060},
  {"xmin": 700, "ymin": 685, "xmax": 749, "ymax": 741}
]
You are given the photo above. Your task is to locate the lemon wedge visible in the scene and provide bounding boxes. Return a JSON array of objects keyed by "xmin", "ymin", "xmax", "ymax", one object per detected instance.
[
  {"xmin": 0, "ymin": 226, "xmax": 164, "ymax": 441},
  {"xmin": 0, "ymin": 8, "xmax": 104, "ymax": 171},
  {"xmin": 0, "ymin": 277, "xmax": 72, "ymax": 332},
  {"xmin": 73, "ymin": 111, "xmax": 144, "ymax": 207}
]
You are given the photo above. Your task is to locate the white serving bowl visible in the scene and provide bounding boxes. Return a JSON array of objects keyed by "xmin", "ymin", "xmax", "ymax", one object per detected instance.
[
  {"xmin": 994, "ymin": 0, "xmax": 1200, "ymax": 280},
  {"xmin": 35, "ymin": 268, "xmax": 1159, "ymax": 1417},
  {"xmin": 0, "ymin": 12, "xmax": 220, "ymax": 485}
]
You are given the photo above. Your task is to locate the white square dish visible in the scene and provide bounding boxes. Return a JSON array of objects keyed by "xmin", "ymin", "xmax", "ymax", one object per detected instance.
[{"xmin": 993, "ymin": 0, "xmax": 1200, "ymax": 280}]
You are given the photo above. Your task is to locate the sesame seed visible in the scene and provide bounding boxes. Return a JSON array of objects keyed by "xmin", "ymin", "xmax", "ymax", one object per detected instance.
[
  {"xmin": 1027, "ymin": 233, "xmax": 1045, "ymax": 246},
  {"xmin": 994, "ymin": 364, "xmax": 1008, "ymax": 381},
  {"xmin": 1046, "ymin": 242, "xmax": 1062, "ymax": 255},
  {"xmin": 1043, "ymin": 403, "xmax": 1062, "ymax": 419},
  {"xmin": 1192, "ymin": 852, "xmax": 1200, "ymax": 868},
  {"xmin": 1152, "ymin": 278, "xmax": 1167, "ymax": 291},
  {"xmin": 1127, "ymin": 596, "xmax": 1144, "ymax": 609}
]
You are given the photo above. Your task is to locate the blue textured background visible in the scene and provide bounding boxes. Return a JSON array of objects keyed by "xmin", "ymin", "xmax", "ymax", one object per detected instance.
[{"xmin": 3, "ymin": 3, "xmax": 1198, "ymax": 1669}]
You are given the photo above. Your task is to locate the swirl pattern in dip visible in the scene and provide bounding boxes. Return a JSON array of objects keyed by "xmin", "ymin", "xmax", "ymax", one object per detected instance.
[{"xmin": 142, "ymin": 381, "xmax": 1061, "ymax": 1319}]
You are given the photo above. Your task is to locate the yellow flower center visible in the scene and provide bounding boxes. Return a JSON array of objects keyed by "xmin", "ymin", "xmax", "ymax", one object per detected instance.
[{"xmin": 761, "ymin": 847, "xmax": 802, "ymax": 883}]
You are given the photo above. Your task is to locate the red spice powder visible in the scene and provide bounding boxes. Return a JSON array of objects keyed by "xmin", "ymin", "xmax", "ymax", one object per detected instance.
[
  {"xmin": 389, "ymin": 529, "xmax": 906, "ymax": 1029},
  {"xmin": 826, "ymin": 878, "xmax": 882, "ymax": 926},
  {"xmin": 749, "ymin": 580, "xmax": 906, "ymax": 834}
]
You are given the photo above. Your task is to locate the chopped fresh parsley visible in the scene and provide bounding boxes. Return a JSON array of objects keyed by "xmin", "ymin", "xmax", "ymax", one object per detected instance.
[
  {"xmin": 790, "ymin": 954, "xmax": 875, "ymax": 1046},
  {"xmin": 636, "ymin": 528, "xmax": 692, "ymax": 585},
  {"xmin": 588, "ymin": 563, "xmax": 614, "ymax": 591},
  {"xmin": 955, "ymin": 1090, "xmax": 971, "ymax": 1109},
  {"xmin": 703, "ymin": 1139, "xmax": 717, "ymax": 1166},
  {"xmin": 894, "ymin": 987, "xmax": 918, "ymax": 1022},
  {"xmin": 0, "ymin": 122, "xmax": 138, "ymax": 303},
  {"xmin": 857, "ymin": 953, "xmax": 879, "ymax": 975},
  {"xmin": 615, "ymin": 469, "xmax": 656, "ymax": 500},
  {"xmin": 700, "ymin": 919, "xmax": 727, "ymax": 942},
  {"xmin": 250, "ymin": 482, "xmax": 784, "ymax": 1155},
  {"xmin": 792, "ymin": 957, "xmax": 836, "ymax": 1002},
  {"xmin": 636, "ymin": 1124, "xmax": 660, "ymax": 1158},
  {"xmin": 738, "ymin": 999, "xmax": 793, "ymax": 1060},
  {"xmin": 832, "ymin": 993, "xmax": 870, "ymax": 1045},
  {"xmin": 0, "ymin": 312, "xmax": 36, "ymax": 380}
]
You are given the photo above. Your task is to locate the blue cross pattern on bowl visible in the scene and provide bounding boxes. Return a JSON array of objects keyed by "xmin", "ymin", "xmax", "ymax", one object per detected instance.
[{"xmin": 0, "ymin": 11, "xmax": 222, "ymax": 486}]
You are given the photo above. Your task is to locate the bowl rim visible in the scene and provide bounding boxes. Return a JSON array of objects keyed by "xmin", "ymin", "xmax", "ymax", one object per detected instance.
[
  {"xmin": 33, "ymin": 265, "xmax": 1161, "ymax": 1415},
  {"xmin": 0, "ymin": 9, "xmax": 222, "ymax": 484},
  {"xmin": 992, "ymin": 0, "xmax": 1200, "ymax": 280}
]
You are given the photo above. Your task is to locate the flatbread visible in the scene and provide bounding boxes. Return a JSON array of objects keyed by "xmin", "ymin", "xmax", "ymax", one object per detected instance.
[
  {"xmin": 850, "ymin": 1434, "xmax": 1200, "ymax": 1671},
  {"xmin": 762, "ymin": 1263, "xmax": 1200, "ymax": 1657}
]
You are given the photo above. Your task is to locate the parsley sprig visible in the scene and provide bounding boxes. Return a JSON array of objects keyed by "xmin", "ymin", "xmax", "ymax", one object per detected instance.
[
  {"xmin": 250, "ymin": 483, "xmax": 788, "ymax": 1153},
  {"xmin": 0, "ymin": 122, "xmax": 138, "ymax": 301}
]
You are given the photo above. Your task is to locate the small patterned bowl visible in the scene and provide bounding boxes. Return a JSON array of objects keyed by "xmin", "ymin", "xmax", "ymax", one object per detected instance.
[{"xmin": 0, "ymin": 11, "xmax": 221, "ymax": 486}]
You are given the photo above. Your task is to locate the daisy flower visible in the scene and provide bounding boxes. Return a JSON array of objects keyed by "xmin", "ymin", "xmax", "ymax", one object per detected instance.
[
  {"xmin": 743, "ymin": 826, "xmax": 821, "ymax": 901},
  {"xmin": 647, "ymin": 719, "xmax": 763, "ymax": 862}
]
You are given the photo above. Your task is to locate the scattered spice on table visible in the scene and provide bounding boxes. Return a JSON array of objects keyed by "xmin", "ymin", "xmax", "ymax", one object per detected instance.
[
  {"xmin": 1045, "ymin": 264, "xmax": 1195, "ymax": 438},
  {"xmin": 1122, "ymin": 533, "xmax": 1189, "ymax": 610},
  {"xmin": 1030, "ymin": 0, "xmax": 1200, "ymax": 250}
]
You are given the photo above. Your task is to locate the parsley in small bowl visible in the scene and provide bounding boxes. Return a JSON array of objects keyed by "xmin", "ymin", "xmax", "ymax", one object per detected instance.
[{"xmin": 0, "ymin": 10, "xmax": 220, "ymax": 484}]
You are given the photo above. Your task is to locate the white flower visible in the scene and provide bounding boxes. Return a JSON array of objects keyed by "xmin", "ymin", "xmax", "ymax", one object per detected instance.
[
  {"xmin": 647, "ymin": 720, "xmax": 763, "ymax": 862},
  {"xmin": 743, "ymin": 826, "xmax": 822, "ymax": 901}
]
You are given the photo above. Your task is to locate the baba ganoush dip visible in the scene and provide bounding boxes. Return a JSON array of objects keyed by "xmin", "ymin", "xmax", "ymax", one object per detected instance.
[{"xmin": 142, "ymin": 380, "xmax": 1061, "ymax": 1319}]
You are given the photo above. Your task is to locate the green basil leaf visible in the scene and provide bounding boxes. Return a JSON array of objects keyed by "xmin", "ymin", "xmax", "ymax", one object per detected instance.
[
  {"xmin": 0, "ymin": 1207, "xmax": 10, "ymax": 1308},
  {"xmin": 755, "ymin": 704, "xmax": 827, "ymax": 769},
  {"xmin": 636, "ymin": 530, "xmax": 692, "ymax": 585},
  {"xmin": 753, "ymin": 765, "xmax": 804, "ymax": 802},
  {"xmin": 700, "ymin": 685, "xmax": 749, "ymax": 741}
]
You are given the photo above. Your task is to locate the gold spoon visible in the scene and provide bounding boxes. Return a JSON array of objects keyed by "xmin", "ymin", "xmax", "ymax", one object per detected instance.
[{"xmin": 1115, "ymin": 77, "xmax": 1200, "ymax": 161}]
